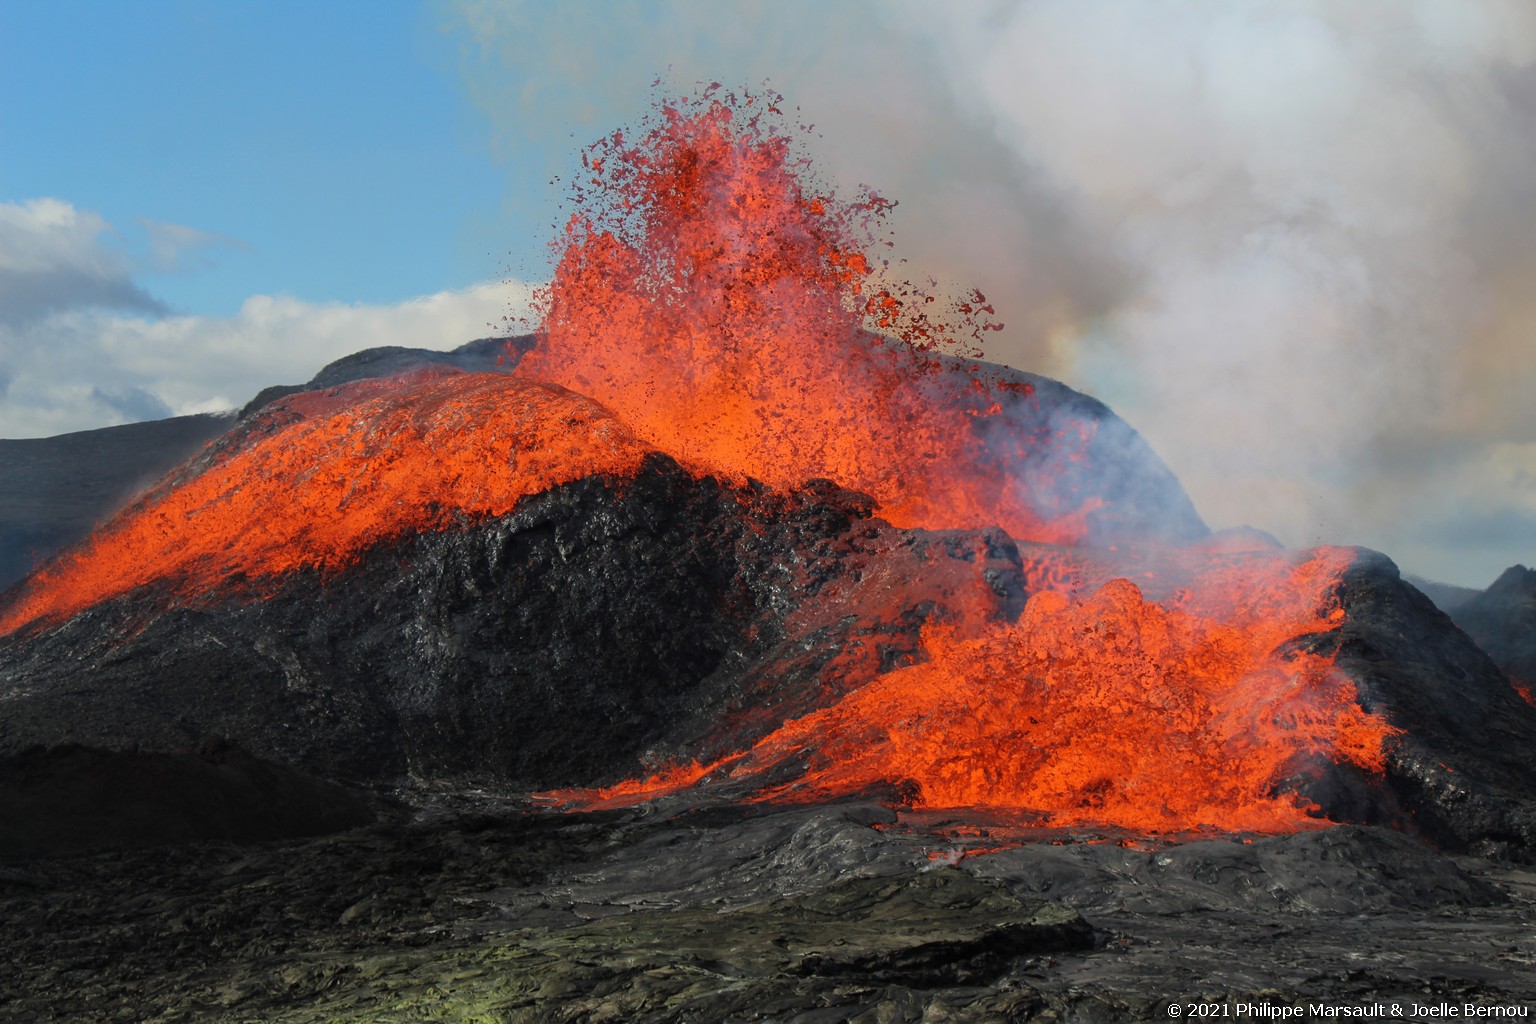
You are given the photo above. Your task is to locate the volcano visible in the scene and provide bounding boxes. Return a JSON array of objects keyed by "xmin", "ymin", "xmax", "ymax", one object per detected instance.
[
  {"xmin": 1, "ymin": 351, "xmax": 1531, "ymax": 847},
  {"xmin": 3, "ymin": 87, "xmax": 1535, "ymax": 1019}
]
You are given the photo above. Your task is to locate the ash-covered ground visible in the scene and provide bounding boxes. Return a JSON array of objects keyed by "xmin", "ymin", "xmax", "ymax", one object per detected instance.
[{"xmin": 2, "ymin": 795, "xmax": 1533, "ymax": 1023}]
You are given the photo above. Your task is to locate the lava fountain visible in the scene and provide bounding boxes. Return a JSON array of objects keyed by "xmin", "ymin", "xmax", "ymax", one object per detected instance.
[
  {"xmin": 521, "ymin": 86, "xmax": 1400, "ymax": 830},
  {"xmin": 557, "ymin": 545, "xmax": 1398, "ymax": 832},
  {"xmin": 514, "ymin": 84, "xmax": 1102, "ymax": 545}
]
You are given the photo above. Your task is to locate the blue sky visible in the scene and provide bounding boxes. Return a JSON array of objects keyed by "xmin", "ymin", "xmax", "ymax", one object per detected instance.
[
  {"xmin": 0, "ymin": 0, "xmax": 537, "ymax": 314},
  {"xmin": 1, "ymin": 0, "xmax": 1533, "ymax": 587}
]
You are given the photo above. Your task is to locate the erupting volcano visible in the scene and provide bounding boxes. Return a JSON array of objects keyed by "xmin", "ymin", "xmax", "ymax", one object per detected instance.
[
  {"xmin": 2, "ymin": 86, "xmax": 1533, "ymax": 856},
  {"xmin": 511, "ymin": 86, "xmax": 1399, "ymax": 831}
]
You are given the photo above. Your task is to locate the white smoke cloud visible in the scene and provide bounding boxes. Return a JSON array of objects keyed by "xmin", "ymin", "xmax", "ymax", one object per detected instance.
[
  {"xmin": 0, "ymin": 196, "xmax": 534, "ymax": 439},
  {"xmin": 918, "ymin": 0, "xmax": 1536, "ymax": 584},
  {"xmin": 915, "ymin": 2, "xmax": 1529, "ymax": 561}
]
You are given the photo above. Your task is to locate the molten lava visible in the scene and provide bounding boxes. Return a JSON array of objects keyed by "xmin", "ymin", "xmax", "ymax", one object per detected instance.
[
  {"xmin": 515, "ymin": 85, "xmax": 1398, "ymax": 829},
  {"xmin": 0, "ymin": 372, "xmax": 653, "ymax": 635},
  {"xmin": 515, "ymin": 86, "xmax": 1098, "ymax": 544},
  {"xmin": 1515, "ymin": 677, "xmax": 1535, "ymax": 708},
  {"xmin": 554, "ymin": 547, "xmax": 1400, "ymax": 832}
]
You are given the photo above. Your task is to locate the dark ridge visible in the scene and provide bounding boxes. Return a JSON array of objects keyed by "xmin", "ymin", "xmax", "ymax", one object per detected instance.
[
  {"xmin": 1449, "ymin": 564, "xmax": 1536, "ymax": 689},
  {"xmin": 239, "ymin": 335, "xmax": 532, "ymax": 417},
  {"xmin": 0, "ymin": 413, "xmax": 234, "ymax": 591},
  {"xmin": 1329, "ymin": 552, "xmax": 1536, "ymax": 856}
]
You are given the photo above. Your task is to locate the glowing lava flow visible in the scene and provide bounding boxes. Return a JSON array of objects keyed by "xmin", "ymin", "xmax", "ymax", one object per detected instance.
[
  {"xmin": 0, "ymin": 372, "xmax": 653, "ymax": 636},
  {"xmin": 1514, "ymin": 677, "xmax": 1535, "ymax": 708},
  {"xmin": 515, "ymin": 86, "xmax": 1096, "ymax": 544},
  {"xmin": 554, "ymin": 548, "xmax": 1400, "ymax": 832}
]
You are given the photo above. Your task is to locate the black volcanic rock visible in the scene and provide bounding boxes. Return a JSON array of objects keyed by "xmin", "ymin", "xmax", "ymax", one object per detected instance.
[
  {"xmin": 3, "ymin": 344, "xmax": 1533, "ymax": 859},
  {"xmin": 7, "ymin": 460, "xmax": 1533, "ymax": 856},
  {"xmin": 0, "ymin": 336, "xmax": 1208, "ymax": 796},
  {"xmin": 1327, "ymin": 553, "xmax": 1536, "ymax": 854},
  {"xmin": 0, "ymin": 741, "xmax": 377, "ymax": 859},
  {"xmin": 0, "ymin": 413, "xmax": 233, "ymax": 590},
  {"xmin": 3, "ymin": 800, "xmax": 1528, "ymax": 1022}
]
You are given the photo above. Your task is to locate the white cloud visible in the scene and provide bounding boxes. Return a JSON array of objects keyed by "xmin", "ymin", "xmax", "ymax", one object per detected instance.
[
  {"xmin": 0, "ymin": 198, "xmax": 119, "ymax": 276},
  {"xmin": 0, "ymin": 198, "xmax": 165, "ymax": 326},
  {"xmin": 0, "ymin": 196, "xmax": 535, "ymax": 439},
  {"xmin": 0, "ymin": 279, "xmax": 534, "ymax": 439},
  {"xmin": 914, "ymin": 0, "xmax": 1536, "ymax": 581}
]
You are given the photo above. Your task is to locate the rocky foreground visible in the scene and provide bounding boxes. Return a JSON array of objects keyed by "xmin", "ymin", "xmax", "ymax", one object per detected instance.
[{"xmin": 2, "ymin": 795, "xmax": 1534, "ymax": 1023}]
